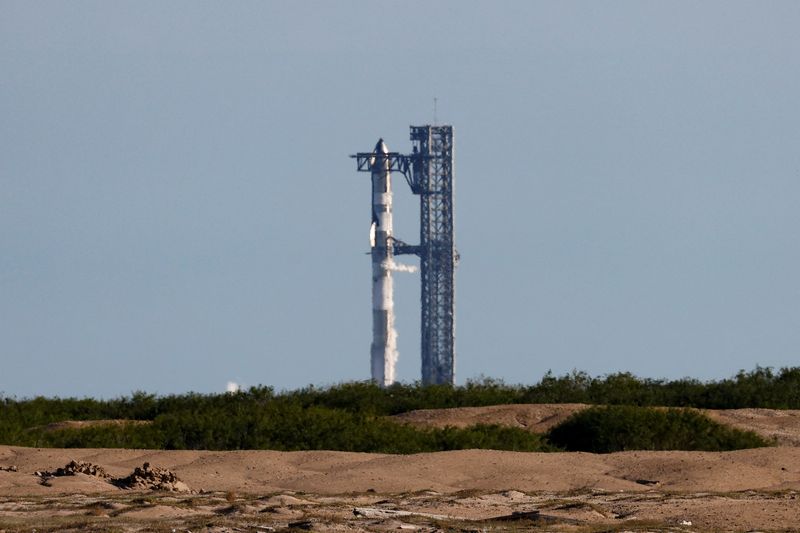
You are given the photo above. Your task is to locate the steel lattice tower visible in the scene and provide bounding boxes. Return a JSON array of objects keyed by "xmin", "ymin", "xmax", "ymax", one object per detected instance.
[
  {"xmin": 352, "ymin": 124, "xmax": 456, "ymax": 385},
  {"xmin": 409, "ymin": 125, "xmax": 456, "ymax": 385}
]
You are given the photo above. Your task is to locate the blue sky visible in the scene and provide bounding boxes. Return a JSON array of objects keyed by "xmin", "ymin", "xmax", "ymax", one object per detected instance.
[{"xmin": 2, "ymin": 1, "xmax": 799, "ymax": 397}]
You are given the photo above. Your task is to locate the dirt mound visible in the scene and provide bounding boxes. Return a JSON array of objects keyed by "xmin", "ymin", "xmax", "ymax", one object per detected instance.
[
  {"xmin": 392, "ymin": 403, "xmax": 589, "ymax": 433},
  {"xmin": 393, "ymin": 404, "xmax": 800, "ymax": 446},
  {"xmin": 26, "ymin": 458, "xmax": 192, "ymax": 492},
  {"xmin": 703, "ymin": 408, "xmax": 800, "ymax": 446},
  {"xmin": 35, "ymin": 460, "xmax": 109, "ymax": 479},
  {"xmin": 35, "ymin": 419, "xmax": 151, "ymax": 432},
  {"xmin": 113, "ymin": 462, "xmax": 191, "ymax": 492}
]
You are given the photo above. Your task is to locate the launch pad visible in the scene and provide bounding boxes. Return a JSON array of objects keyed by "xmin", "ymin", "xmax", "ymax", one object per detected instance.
[{"xmin": 352, "ymin": 125, "xmax": 456, "ymax": 386}]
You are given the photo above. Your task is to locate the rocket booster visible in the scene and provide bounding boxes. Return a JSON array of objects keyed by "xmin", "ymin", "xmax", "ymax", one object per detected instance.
[{"xmin": 370, "ymin": 139, "xmax": 397, "ymax": 386}]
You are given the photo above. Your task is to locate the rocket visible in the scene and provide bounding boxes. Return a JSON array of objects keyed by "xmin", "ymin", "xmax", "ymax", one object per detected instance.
[{"xmin": 370, "ymin": 138, "xmax": 398, "ymax": 386}]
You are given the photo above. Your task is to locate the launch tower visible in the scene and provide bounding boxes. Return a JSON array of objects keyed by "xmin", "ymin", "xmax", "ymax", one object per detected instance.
[{"xmin": 352, "ymin": 125, "xmax": 456, "ymax": 385}]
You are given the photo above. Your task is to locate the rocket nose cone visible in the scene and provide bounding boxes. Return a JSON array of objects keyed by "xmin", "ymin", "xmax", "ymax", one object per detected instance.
[{"xmin": 375, "ymin": 138, "xmax": 388, "ymax": 154}]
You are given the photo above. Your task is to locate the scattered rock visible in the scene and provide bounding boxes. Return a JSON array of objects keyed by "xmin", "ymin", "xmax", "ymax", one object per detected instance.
[
  {"xmin": 261, "ymin": 494, "xmax": 315, "ymax": 507},
  {"xmin": 489, "ymin": 510, "xmax": 542, "ymax": 521},
  {"xmin": 260, "ymin": 506, "xmax": 303, "ymax": 518},
  {"xmin": 487, "ymin": 510, "xmax": 583, "ymax": 525},
  {"xmin": 374, "ymin": 520, "xmax": 420, "ymax": 531},
  {"xmin": 353, "ymin": 507, "xmax": 452, "ymax": 520},
  {"xmin": 287, "ymin": 519, "xmax": 315, "ymax": 530},
  {"xmin": 0, "ymin": 466, "xmax": 17, "ymax": 472},
  {"xmin": 113, "ymin": 462, "xmax": 191, "ymax": 492},
  {"xmin": 36, "ymin": 460, "xmax": 108, "ymax": 478}
]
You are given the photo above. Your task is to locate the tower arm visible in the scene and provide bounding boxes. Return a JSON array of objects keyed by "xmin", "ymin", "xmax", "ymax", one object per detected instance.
[
  {"xmin": 351, "ymin": 152, "xmax": 412, "ymax": 176},
  {"xmin": 389, "ymin": 236, "xmax": 422, "ymax": 257},
  {"xmin": 352, "ymin": 152, "xmax": 433, "ymax": 194}
]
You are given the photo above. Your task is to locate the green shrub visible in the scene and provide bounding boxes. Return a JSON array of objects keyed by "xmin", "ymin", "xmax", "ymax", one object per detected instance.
[
  {"xmin": 547, "ymin": 405, "xmax": 771, "ymax": 453},
  {"xmin": 2, "ymin": 366, "xmax": 798, "ymax": 452},
  {"xmin": 283, "ymin": 366, "xmax": 800, "ymax": 413},
  {"xmin": 429, "ymin": 424, "xmax": 556, "ymax": 452},
  {"xmin": 19, "ymin": 404, "xmax": 551, "ymax": 453}
]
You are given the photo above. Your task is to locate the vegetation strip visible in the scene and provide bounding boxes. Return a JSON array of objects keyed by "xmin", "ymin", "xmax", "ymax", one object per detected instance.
[{"xmin": 0, "ymin": 367, "xmax": 790, "ymax": 452}]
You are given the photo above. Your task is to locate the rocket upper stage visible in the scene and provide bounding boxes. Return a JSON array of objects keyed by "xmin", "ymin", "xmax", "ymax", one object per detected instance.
[
  {"xmin": 369, "ymin": 138, "xmax": 388, "ymax": 169},
  {"xmin": 371, "ymin": 138, "xmax": 392, "ymax": 235}
]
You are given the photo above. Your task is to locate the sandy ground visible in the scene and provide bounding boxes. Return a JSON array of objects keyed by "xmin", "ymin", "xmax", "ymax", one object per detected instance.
[
  {"xmin": 1, "ymin": 405, "xmax": 799, "ymax": 532},
  {"xmin": 394, "ymin": 404, "xmax": 800, "ymax": 446}
]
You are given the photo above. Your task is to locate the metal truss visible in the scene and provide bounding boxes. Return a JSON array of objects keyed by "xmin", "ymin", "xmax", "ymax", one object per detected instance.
[
  {"xmin": 408, "ymin": 125, "xmax": 456, "ymax": 385},
  {"xmin": 351, "ymin": 125, "xmax": 456, "ymax": 385},
  {"xmin": 352, "ymin": 152, "xmax": 411, "ymax": 177}
]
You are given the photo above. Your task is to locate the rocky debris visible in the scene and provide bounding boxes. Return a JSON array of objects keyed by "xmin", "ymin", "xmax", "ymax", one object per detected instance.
[
  {"xmin": 287, "ymin": 519, "xmax": 315, "ymax": 530},
  {"xmin": 371, "ymin": 520, "xmax": 421, "ymax": 531},
  {"xmin": 30, "ymin": 460, "xmax": 194, "ymax": 492},
  {"xmin": 261, "ymin": 494, "xmax": 316, "ymax": 507},
  {"xmin": 487, "ymin": 510, "xmax": 583, "ymax": 525},
  {"xmin": 353, "ymin": 507, "xmax": 452, "ymax": 520},
  {"xmin": 0, "ymin": 466, "xmax": 17, "ymax": 472},
  {"xmin": 353, "ymin": 507, "xmax": 583, "ymax": 527},
  {"xmin": 35, "ymin": 460, "xmax": 108, "ymax": 478},
  {"xmin": 113, "ymin": 462, "xmax": 191, "ymax": 492}
]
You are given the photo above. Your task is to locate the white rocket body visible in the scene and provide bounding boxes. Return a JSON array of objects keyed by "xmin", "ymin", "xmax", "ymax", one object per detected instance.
[{"xmin": 370, "ymin": 139, "xmax": 397, "ymax": 386}]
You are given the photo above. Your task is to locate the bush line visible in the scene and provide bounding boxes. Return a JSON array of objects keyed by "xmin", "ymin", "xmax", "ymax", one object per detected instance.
[{"xmin": 0, "ymin": 366, "xmax": 792, "ymax": 452}]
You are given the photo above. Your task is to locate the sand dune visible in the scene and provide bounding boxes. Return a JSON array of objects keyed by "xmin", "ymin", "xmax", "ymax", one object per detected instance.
[
  {"xmin": 393, "ymin": 403, "xmax": 590, "ymax": 432},
  {"xmin": 3, "ymin": 404, "xmax": 800, "ymax": 497},
  {"xmin": 394, "ymin": 403, "xmax": 800, "ymax": 445},
  {"xmin": 1, "ymin": 445, "xmax": 799, "ymax": 531},
  {"xmin": 2, "ymin": 405, "xmax": 800, "ymax": 530},
  {"xmin": 2, "ymin": 444, "xmax": 799, "ymax": 496}
]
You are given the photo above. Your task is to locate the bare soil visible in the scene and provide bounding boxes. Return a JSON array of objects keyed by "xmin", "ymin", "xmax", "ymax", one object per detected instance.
[
  {"xmin": 1, "ymin": 405, "xmax": 799, "ymax": 531},
  {"xmin": 394, "ymin": 404, "xmax": 800, "ymax": 445},
  {"xmin": 34, "ymin": 419, "xmax": 151, "ymax": 432}
]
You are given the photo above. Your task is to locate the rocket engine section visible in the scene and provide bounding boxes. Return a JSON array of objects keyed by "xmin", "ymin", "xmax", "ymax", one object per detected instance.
[{"xmin": 370, "ymin": 139, "xmax": 398, "ymax": 386}]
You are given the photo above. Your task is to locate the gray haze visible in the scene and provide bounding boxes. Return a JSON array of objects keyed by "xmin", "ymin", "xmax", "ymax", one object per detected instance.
[{"xmin": 2, "ymin": 1, "xmax": 799, "ymax": 397}]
